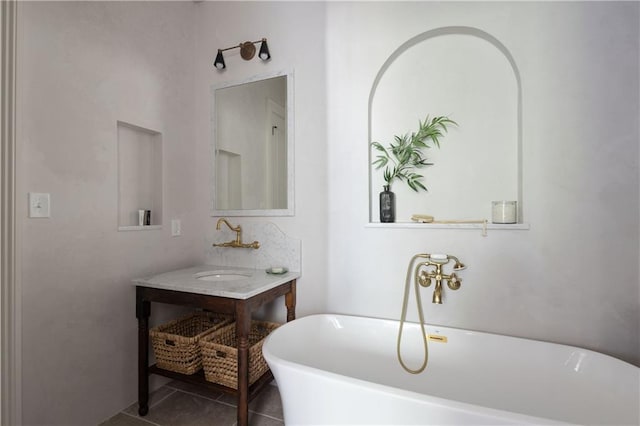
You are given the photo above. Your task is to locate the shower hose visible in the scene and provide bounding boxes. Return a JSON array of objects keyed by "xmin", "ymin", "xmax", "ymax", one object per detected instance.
[{"xmin": 397, "ymin": 253, "xmax": 430, "ymax": 374}]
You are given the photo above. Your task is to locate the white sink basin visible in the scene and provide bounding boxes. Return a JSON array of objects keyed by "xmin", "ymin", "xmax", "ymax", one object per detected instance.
[{"xmin": 194, "ymin": 270, "xmax": 252, "ymax": 282}]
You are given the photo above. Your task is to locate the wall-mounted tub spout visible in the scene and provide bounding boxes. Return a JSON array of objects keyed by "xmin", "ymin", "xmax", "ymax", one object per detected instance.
[
  {"xmin": 432, "ymin": 281, "xmax": 442, "ymax": 304},
  {"xmin": 397, "ymin": 253, "xmax": 466, "ymax": 373}
]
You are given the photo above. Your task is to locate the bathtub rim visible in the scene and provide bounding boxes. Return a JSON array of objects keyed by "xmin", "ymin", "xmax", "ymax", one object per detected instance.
[{"xmin": 270, "ymin": 313, "xmax": 639, "ymax": 368}]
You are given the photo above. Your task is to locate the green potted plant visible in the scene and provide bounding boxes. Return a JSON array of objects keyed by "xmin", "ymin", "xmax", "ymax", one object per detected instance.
[{"xmin": 371, "ymin": 115, "xmax": 457, "ymax": 222}]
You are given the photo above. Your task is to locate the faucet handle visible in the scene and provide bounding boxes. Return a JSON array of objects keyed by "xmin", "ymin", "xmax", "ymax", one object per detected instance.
[
  {"xmin": 418, "ymin": 271, "xmax": 431, "ymax": 287},
  {"xmin": 447, "ymin": 273, "xmax": 461, "ymax": 290}
]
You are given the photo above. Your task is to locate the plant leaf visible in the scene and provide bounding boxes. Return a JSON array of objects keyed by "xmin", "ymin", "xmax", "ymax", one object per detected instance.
[
  {"xmin": 370, "ymin": 114, "xmax": 457, "ymax": 191},
  {"xmin": 372, "ymin": 155, "xmax": 389, "ymax": 169}
]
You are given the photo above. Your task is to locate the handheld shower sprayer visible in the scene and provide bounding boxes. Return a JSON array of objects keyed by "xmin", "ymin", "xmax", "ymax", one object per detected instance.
[{"xmin": 397, "ymin": 253, "xmax": 466, "ymax": 374}]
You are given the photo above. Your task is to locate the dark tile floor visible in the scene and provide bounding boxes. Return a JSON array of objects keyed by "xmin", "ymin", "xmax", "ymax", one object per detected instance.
[{"xmin": 99, "ymin": 380, "xmax": 284, "ymax": 426}]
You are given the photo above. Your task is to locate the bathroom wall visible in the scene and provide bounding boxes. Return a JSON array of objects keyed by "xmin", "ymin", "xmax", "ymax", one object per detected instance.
[
  {"xmin": 325, "ymin": 1, "xmax": 640, "ymax": 365},
  {"xmin": 192, "ymin": 1, "xmax": 329, "ymax": 323},
  {"xmin": 17, "ymin": 2, "xmax": 202, "ymax": 424},
  {"xmin": 17, "ymin": 2, "xmax": 328, "ymax": 424},
  {"xmin": 13, "ymin": 1, "xmax": 639, "ymax": 425}
]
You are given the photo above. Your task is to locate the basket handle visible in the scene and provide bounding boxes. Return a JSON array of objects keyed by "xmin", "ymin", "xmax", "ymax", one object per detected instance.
[
  {"xmin": 215, "ymin": 350, "xmax": 226, "ymax": 358},
  {"xmin": 165, "ymin": 339, "xmax": 176, "ymax": 346}
]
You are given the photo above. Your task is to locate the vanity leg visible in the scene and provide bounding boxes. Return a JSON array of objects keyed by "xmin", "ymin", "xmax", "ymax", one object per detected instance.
[
  {"xmin": 236, "ymin": 304, "xmax": 251, "ymax": 426},
  {"xmin": 285, "ymin": 280, "xmax": 296, "ymax": 322},
  {"xmin": 136, "ymin": 292, "xmax": 150, "ymax": 416}
]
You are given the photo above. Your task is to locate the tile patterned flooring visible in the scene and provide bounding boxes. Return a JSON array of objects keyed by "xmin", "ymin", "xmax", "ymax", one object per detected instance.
[{"xmin": 99, "ymin": 380, "xmax": 284, "ymax": 426}]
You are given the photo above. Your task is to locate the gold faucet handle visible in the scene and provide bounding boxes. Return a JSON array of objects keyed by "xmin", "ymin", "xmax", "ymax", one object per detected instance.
[
  {"xmin": 447, "ymin": 273, "xmax": 461, "ymax": 290},
  {"xmin": 418, "ymin": 271, "xmax": 432, "ymax": 287}
]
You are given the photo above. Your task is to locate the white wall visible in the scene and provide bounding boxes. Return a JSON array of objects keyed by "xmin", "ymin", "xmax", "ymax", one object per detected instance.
[
  {"xmin": 17, "ymin": 2, "xmax": 202, "ymax": 424},
  {"xmin": 326, "ymin": 1, "xmax": 639, "ymax": 365}
]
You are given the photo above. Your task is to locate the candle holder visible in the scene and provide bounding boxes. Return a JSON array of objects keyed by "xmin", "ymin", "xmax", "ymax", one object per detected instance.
[{"xmin": 492, "ymin": 201, "xmax": 517, "ymax": 224}]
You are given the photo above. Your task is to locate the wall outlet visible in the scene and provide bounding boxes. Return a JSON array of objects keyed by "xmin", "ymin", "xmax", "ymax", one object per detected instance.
[
  {"xmin": 171, "ymin": 219, "xmax": 181, "ymax": 236},
  {"xmin": 29, "ymin": 193, "xmax": 50, "ymax": 218}
]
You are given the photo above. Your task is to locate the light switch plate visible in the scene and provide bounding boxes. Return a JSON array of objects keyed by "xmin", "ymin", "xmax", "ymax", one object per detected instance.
[{"xmin": 29, "ymin": 193, "xmax": 50, "ymax": 218}]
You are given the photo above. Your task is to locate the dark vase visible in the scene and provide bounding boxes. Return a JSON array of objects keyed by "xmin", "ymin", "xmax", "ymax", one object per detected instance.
[{"xmin": 379, "ymin": 185, "xmax": 395, "ymax": 223}]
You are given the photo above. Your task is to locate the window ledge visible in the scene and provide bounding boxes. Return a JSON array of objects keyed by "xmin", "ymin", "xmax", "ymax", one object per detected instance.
[
  {"xmin": 366, "ymin": 222, "xmax": 529, "ymax": 231},
  {"xmin": 118, "ymin": 225, "xmax": 162, "ymax": 232}
]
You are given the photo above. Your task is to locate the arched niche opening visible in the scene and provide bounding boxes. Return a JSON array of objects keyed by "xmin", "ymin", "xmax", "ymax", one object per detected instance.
[{"xmin": 369, "ymin": 27, "xmax": 522, "ymax": 225}]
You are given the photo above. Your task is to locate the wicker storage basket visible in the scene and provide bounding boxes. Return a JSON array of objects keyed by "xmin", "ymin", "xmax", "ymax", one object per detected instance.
[
  {"xmin": 150, "ymin": 312, "xmax": 233, "ymax": 375},
  {"xmin": 199, "ymin": 321, "xmax": 280, "ymax": 388}
]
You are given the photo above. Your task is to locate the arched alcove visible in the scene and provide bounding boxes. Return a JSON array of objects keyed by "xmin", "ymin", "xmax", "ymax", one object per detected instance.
[{"xmin": 369, "ymin": 27, "xmax": 523, "ymax": 225}]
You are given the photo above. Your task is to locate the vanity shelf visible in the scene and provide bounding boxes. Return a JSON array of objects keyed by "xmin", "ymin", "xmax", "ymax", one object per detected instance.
[{"xmin": 148, "ymin": 364, "xmax": 274, "ymax": 399}]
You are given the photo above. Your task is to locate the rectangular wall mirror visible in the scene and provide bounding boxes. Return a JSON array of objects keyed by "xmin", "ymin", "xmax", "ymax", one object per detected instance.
[{"xmin": 211, "ymin": 70, "xmax": 294, "ymax": 216}]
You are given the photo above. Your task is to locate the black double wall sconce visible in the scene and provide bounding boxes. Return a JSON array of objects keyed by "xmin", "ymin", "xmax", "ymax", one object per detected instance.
[{"xmin": 214, "ymin": 38, "xmax": 271, "ymax": 70}]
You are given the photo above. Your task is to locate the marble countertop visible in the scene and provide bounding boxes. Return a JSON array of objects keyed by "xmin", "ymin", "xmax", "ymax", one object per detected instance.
[{"xmin": 133, "ymin": 265, "xmax": 300, "ymax": 300}]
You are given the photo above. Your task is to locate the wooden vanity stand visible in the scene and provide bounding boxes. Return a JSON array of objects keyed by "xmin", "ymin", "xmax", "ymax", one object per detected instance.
[{"xmin": 135, "ymin": 268, "xmax": 296, "ymax": 426}]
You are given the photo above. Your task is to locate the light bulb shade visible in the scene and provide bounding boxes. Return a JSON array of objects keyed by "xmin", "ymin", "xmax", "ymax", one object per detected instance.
[
  {"xmin": 259, "ymin": 39, "xmax": 271, "ymax": 61},
  {"xmin": 214, "ymin": 50, "xmax": 226, "ymax": 70}
]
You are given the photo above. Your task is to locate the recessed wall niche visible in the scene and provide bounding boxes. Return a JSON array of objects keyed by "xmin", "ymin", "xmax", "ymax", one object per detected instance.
[
  {"xmin": 117, "ymin": 121, "xmax": 163, "ymax": 230},
  {"xmin": 369, "ymin": 27, "xmax": 522, "ymax": 225}
]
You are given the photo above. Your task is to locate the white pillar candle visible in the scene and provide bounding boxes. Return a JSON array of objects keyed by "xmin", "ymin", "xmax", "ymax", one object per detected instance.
[{"xmin": 492, "ymin": 201, "xmax": 517, "ymax": 224}]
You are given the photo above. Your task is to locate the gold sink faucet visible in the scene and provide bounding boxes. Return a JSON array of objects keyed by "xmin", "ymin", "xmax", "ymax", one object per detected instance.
[{"xmin": 213, "ymin": 218, "xmax": 260, "ymax": 249}]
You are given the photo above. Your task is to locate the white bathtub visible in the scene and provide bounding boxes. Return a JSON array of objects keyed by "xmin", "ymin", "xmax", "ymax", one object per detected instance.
[{"xmin": 263, "ymin": 314, "xmax": 639, "ymax": 425}]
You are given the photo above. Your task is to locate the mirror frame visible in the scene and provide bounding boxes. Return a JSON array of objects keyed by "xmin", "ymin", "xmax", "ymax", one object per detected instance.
[{"xmin": 210, "ymin": 69, "xmax": 295, "ymax": 217}]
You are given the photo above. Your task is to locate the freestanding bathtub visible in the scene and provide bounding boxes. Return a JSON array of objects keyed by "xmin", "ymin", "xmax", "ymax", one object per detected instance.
[{"xmin": 263, "ymin": 314, "xmax": 639, "ymax": 425}]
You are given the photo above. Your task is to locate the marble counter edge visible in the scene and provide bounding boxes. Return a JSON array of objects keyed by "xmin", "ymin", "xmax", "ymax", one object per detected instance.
[{"xmin": 132, "ymin": 264, "xmax": 300, "ymax": 300}]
